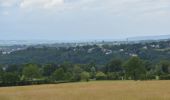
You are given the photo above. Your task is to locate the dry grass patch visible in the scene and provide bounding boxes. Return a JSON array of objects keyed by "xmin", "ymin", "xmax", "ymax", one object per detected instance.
[{"xmin": 0, "ymin": 81, "xmax": 170, "ymax": 100}]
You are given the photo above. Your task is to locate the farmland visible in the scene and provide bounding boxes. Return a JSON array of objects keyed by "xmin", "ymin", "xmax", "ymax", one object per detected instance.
[{"xmin": 0, "ymin": 81, "xmax": 170, "ymax": 100}]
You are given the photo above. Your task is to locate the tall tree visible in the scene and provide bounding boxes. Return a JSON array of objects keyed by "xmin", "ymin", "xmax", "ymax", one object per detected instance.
[
  {"xmin": 159, "ymin": 61, "xmax": 170, "ymax": 74},
  {"xmin": 81, "ymin": 71, "xmax": 90, "ymax": 82},
  {"xmin": 90, "ymin": 66, "xmax": 96, "ymax": 79},
  {"xmin": 52, "ymin": 68, "xmax": 65, "ymax": 81},
  {"xmin": 106, "ymin": 59, "xmax": 123, "ymax": 72},
  {"xmin": 86, "ymin": 62, "xmax": 96, "ymax": 72},
  {"xmin": 0, "ymin": 65, "xmax": 4, "ymax": 82},
  {"xmin": 1, "ymin": 72, "xmax": 20, "ymax": 84},
  {"xmin": 124, "ymin": 57, "xmax": 146, "ymax": 80},
  {"xmin": 22, "ymin": 64, "xmax": 41, "ymax": 81},
  {"xmin": 42, "ymin": 64, "xmax": 56, "ymax": 77},
  {"xmin": 72, "ymin": 65, "xmax": 83, "ymax": 81}
]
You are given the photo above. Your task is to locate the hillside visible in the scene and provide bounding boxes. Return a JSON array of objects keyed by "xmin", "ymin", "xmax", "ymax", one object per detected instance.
[{"xmin": 0, "ymin": 40, "xmax": 170, "ymax": 65}]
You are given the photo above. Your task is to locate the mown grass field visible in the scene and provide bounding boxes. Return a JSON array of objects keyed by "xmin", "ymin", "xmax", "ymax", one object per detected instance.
[{"xmin": 0, "ymin": 81, "xmax": 170, "ymax": 100}]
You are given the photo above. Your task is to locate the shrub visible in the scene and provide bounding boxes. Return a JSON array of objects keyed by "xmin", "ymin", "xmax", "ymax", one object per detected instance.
[
  {"xmin": 52, "ymin": 68, "xmax": 65, "ymax": 81},
  {"xmin": 96, "ymin": 72, "xmax": 107, "ymax": 80},
  {"xmin": 107, "ymin": 72, "xmax": 120, "ymax": 80},
  {"xmin": 1, "ymin": 72, "xmax": 20, "ymax": 84},
  {"xmin": 81, "ymin": 71, "xmax": 90, "ymax": 82},
  {"xmin": 159, "ymin": 74, "xmax": 170, "ymax": 80}
]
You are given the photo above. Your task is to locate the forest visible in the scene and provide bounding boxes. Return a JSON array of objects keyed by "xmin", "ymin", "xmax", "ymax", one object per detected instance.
[
  {"xmin": 0, "ymin": 40, "xmax": 170, "ymax": 86},
  {"xmin": 0, "ymin": 40, "xmax": 170, "ymax": 65},
  {"xmin": 0, "ymin": 56, "xmax": 170, "ymax": 86}
]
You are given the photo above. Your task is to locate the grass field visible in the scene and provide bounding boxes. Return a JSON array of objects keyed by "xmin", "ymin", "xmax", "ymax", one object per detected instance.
[{"xmin": 0, "ymin": 81, "xmax": 170, "ymax": 100}]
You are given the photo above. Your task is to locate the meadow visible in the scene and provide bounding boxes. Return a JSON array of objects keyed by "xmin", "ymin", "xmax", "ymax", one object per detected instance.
[{"xmin": 0, "ymin": 81, "xmax": 170, "ymax": 100}]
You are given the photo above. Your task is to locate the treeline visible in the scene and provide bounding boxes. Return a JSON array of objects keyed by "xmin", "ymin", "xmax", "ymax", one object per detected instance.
[
  {"xmin": 0, "ymin": 56, "xmax": 170, "ymax": 87},
  {"xmin": 1, "ymin": 40, "xmax": 170, "ymax": 65}
]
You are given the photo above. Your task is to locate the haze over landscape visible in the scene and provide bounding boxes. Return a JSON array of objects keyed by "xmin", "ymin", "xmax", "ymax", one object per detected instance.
[
  {"xmin": 0, "ymin": 0, "xmax": 170, "ymax": 41},
  {"xmin": 1, "ymin": 1, "xmax": 170, "ymax": 100}
]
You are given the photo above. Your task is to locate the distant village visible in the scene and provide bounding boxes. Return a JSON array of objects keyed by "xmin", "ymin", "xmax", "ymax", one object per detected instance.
[{"xmin": 0, "ymin": 39, "xmax": 168, "ymax": 57}]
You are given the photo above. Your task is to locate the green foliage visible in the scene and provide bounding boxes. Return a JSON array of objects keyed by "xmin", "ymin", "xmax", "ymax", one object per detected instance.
[
  {"xmin": 42, "ymin": 64, "xmax": 56, "ymax": 77},
  {"xmin": 60, "ymin": 62, "xmax": 74, "ymax": 72},
  {"xmin": 86, "ymin": 62, "xmax": 96, "ymax": 72},
  {"xmin": 107, "ymin": 72, "xmax": 121, "ymax": 80},
  {"xmin": 52, "ymin": 68, "xmax": 65, "ymax": 81},
  {"xmin": 63, "ymin": 72, "xmax": 72, "ymax": 81},
  {"xmin": 90, "ymin": 66, "xmax": 96, "ymax": 79},
  {"xmin": 154, "ymin": 65, "xmax": 163, "ymax": 76},
  {"xmin": 96, "ymin": 72, "xmax": 107, "ymax": 80},
  {"xmin": 124, "ymin": 57, "xmax": 146, "ymax": 80},
  {"xmin": 1, "ymin": 72, "xmax": 20, "ymax": 83},
  {"xmin": 22, "ymin": 64, "xmax": 41, "ymax": 80},
  {"xmin": 159, "ymin": 61, "xmax": 170, "ymax": 74},
  {"xmin": 145, "ymin": 70, "xmax": 156, "ymax": 80},
  {"xmin": 0, "ymin": 44, "xmax": 170, "ymax": 86},
  {"xmin": 81, "ymin": 71, "xmax": 90, "ymax": 82},
  {"xmin": 159, "ymin": 74, "xmax": 170, "ymax": 80},
  {"xmin": 1, "ymin": 40, "xmax": 170, "ymax": 66},
  {"xmin": 72, "ymin": 65, "xmax": 83, "ymax": 81},
  {"xmin": 106, "ymin": 59, "xmax": 123, "ymax": 72},
  {"xmin": 0, "ymin": 66, "xmax": 4, "ymax": 82}
]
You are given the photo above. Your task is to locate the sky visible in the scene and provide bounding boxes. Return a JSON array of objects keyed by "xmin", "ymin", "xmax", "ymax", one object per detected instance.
[{"xmin": 0, "ymin": 0, "xmax": 170, "ymax": 41}]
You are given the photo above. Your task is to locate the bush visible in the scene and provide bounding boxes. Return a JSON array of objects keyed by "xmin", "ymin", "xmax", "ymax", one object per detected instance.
[
  {"xmin": 159, "ymin": 74, "xmax": 170, "ymax": 80},
  {"xmin": 52, "ymin": 68, "xmax": 65, "ymax": 81},
  {"xmin": 96, "ymin": 72, "xmax": 107, "ymax": 80},
  {"xmin": 107, "ymin": 72, "xmax": 120, "ymax": 80},
  {"xmin": 1, "ymin": 72, "xmax": 20, "ymax": 84},
  {"xmin": 81, "ymin": 71, "xmax": 90, "ymax": 82},
  {"xmin": 22, "ymin": 64, "xmax": 41, "ymax": 81},
  {"xmin": 146, "ymin": 74, "xmax": 155, "ymax": 80}
]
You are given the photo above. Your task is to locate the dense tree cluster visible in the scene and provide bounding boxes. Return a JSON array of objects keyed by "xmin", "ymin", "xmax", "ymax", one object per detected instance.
[
  {"xmin": 0, "ymin": 56, "xmax": 170, "ymax": 87},
  {"xmin": 1, "ymin": 40, "xmax": 170, "ymax": 65}
]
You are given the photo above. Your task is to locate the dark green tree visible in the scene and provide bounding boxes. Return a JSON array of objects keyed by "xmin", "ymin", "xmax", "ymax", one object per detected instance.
[
  {"xmin": 52, "ymin": 68, "xmax": 65, "ymax": 81},
  {"xmin": 124, "ymin": 57, "xmax": 146, "ymax": 80},
  {"xmin": 107, "ymin": 72, "xmax": 120, "ymax": 80},
  {"xmin": 42, "ymin": 64, "xmax": 56, "ymax": 77},
  {"xmin": 72, "ymin": 65, "xmax": 83, "ymax": 81},
  {"xmin": 22, "ymin": 64, "xmax": 41, "ymax": 81},
  {"xmin": 106, "ymin": 59, "xmax": 123, "ymax": 72},
  {"xmin": 0, "ymin": 66, "xmax": 4, "ymax": 82},
  {"xmin": 90, "ymin": 66, "xmax": 96, "ymax": 79},
  {"xmin": 154, "ymin": 65, "xmax": 163, "ymax": 76},
  {"xmin": 86, "ymin": 62, "xmax": 96, "ymax": 72},
  {"xmin": 60, "ymin": 62, "xmax": 74, "ymax": 72},
  {"xmin": 1, "ymin": 72, "xmax": 20, "ymax": 84},
  {"xmin": 159, "ymin": 61, "xmax": 170, "ymax": 74}
]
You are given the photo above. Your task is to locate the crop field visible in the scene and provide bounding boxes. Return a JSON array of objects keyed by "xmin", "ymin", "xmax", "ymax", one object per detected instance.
[{"xmin": 0, "ymin": 81, "xmax": 170, "ymax": 100}]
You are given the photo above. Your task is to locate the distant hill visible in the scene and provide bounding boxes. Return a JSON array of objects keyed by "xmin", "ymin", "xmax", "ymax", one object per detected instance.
[
  {"xmin": 1, "ymin": 40, "xmax": 170, "ymax": 65},
  {"xmin": 128, "ymin": 34, "xmax": 170, "ymax": 41}
]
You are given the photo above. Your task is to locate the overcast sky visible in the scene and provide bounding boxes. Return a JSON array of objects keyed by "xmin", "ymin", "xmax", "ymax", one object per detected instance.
[{"xmin": 0, "ymin": 0, "xmax": 170, "ymax": 41}]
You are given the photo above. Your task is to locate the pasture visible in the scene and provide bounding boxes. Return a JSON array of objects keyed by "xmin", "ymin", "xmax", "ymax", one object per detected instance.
[{"xmin": 0, "ymin": 81, "xmax": 170, "ymax": 100}]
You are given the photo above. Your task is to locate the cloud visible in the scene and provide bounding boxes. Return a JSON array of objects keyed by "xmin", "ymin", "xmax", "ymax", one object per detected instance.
[
  {"xmin": 0, "ymin": 0, "xmax": 170, "ymax": 16},
  {"xmin": 20, "ymin": 0, "xmax": 64, "ymax": 9},
  {"xmin": 0, "ymin": 0, "xmax": 17, "ymax": 7},
  {"xmin": 0, "ymin": 0, "xmax": 170, "ymax": 40}
]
